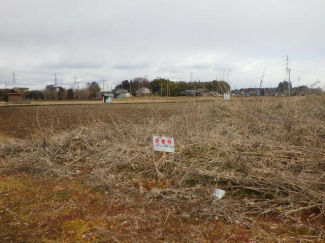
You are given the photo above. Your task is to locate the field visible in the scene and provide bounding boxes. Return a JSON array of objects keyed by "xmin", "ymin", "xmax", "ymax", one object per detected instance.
[{"xmin": 1, "ymin": 96, "xmax": 325, "ymax": 242}]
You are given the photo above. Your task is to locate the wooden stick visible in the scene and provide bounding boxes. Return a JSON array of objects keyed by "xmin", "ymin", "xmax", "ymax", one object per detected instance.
[{"xmin": 162, "ymin": 151, "xmax": 167, "ymax": 159}]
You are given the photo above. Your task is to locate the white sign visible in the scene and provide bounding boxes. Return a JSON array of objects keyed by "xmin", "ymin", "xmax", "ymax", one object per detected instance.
[
  {"xmin": 153, "ymin": 136, "xmax": 175, "ymax": 153},
  {"xmin": 224, "ymin": 93, "xmax": 230, "ymax": 100}
]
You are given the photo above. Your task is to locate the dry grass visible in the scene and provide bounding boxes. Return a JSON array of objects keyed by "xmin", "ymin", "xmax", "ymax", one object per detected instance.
[
  {"xmin": 1, "ymin": 96, "xmax": 325, "ymax": 241},
  {"xmin": 0, "ymin": 96, "xmax": 216, "ymax": 107}
]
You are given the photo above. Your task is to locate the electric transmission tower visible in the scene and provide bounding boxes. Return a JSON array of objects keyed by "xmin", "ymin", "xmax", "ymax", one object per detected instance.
[
  {"xmin": 259, "ymin": 68, "xmax": 266, "ymax": 89},
  {"xmin": 13, "ymin": 72, "xmax": 16, "ymax": 87},
  {"xmin": 284, "ymin": 55, "xmax": 291, "ymax": 96},
  {"xmin": 54, "ymin": 73, "xmax": 57, "ymax": 86},
  {"xmin": 259, "ymin": 68, "xmax": 266, "ymax": 96},
  {"xmin": 284, "ymin": 55, "xmax": 289, "ymax": 82},
  {"xmin": 190, "ymin": 73, "xmax": 195, "ymax": 97}
]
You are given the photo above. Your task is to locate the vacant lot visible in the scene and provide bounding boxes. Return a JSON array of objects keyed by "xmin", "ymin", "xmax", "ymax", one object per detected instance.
[
  {"xmin": 1, "ymin": 96, "xmax": 325, "ymax": 242},
  {"xmin": 0, "ymin": 101, "xmax": 184, "ymax": 138}
]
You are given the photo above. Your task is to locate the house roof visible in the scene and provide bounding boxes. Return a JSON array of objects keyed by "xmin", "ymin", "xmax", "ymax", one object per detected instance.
[
  {"xmin": 136, "ymin": 87, "xmax": 152, "ymax": 93},
  {"xmin": 14, "ymin": 87, "xmax": 29, "ymax": 91},
  {"xmin": 48, "ymin": 86, "xmax": 59, "ymax": 91},
  {"xmin": 8, "ymin": 89, "xmax": 22, "ymax": 95},
  {"xmin": 8, "ymin": 93, "xmax": 22, "ymax": 95},
  {"xmin": 113, "ymin": 88, "xmax": 129, "ymax": 93},
  {"xmin": 181, "ymin": 89, "xmax": 204, "ymax": 94}
]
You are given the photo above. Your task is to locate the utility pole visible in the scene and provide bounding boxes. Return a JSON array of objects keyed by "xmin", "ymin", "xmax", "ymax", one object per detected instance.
[
  {"xmin": 168, "ymin": 80, "xmax": 170, "ymax": 97},
  {"xmin": 130, "ymin": 81, "xmax": 132, "ymax": 95},
  {"xmin": 289, "ymin": 68, "xmax": 291, "ymax": 96},
  {"xmin": 190, "ymin": 73, "xmax": 194, "ymax": 97},
  {"xmin": 194, "ymin": 81, "xmax": 195, "ymax": 97},
  {"xmin": 13, "ymin": 72, "xmax": 16, "ymax": 87},
  {"xmin": 160, "ymin": 80, "xmax": 162, "ymax": 97},
  {"xmin": 169, "ymin": 80, "xmax": 171, "ymax": 97},
  {"xmin": 74, "ymin": 76, "xmax": 77, "ymax": 90}
]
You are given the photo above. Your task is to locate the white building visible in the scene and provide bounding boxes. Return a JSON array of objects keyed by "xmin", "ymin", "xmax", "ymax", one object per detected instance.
[{"xmin": 136, "ymin": 87, "xmax": 152, "ymax": 97}]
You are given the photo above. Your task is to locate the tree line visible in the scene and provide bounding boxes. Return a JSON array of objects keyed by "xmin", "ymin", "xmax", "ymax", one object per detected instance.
[
  {"xmin": 4, "ymin": 78, "xmax": 318, "ymax": 102},
  {"xmin": 0, "ymin": 78, "xmax": 231, "ymax": 101},
  {"xmin": 42, "ymin": 82, "xmax": 101, "ymax": 100},
  {"xmin": 115, "ymin": 77, "xmax": 231, "ymax": 96},
  {"xmin": 0, "ymin": 82, "xmax": 101, "ymax": 101}
]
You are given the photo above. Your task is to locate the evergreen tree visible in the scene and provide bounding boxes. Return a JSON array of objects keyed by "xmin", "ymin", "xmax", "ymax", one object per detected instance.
[
  {"xmin": 67, "ymin": 89, "xmax": 74, "ymax": 99},
  {"xmin": 87, "ymin": 81, "xmax": 101, "ymax": 98}
]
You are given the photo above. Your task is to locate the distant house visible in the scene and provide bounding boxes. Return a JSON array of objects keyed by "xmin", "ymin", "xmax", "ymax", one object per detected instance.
[
  {"xmin": 113, "ymin": 88, "xmax": 128, "ymax": 94},
  {"xmin": 47, "ymin": 85, "xmax": 60, "ymax": 92},
  {"xmin": 180, "ymin": 89, "xmax": 205, "ymax": 96},
  {"xmin": 8, "ymin": 89, "xmax": 22, "ymax": 103},
  {"xmin": 236, "ymin": 88, "xmax": 276, "ymax": 96},
  {"xmin": 263, "ymin": 88, "xmax": 276, "ymax": 96},
  {"xmin": 14, "ymin": 87, "xmax": 29, "ymax": 93},
  {"xmin": 112, "ymin": 88, "xmax": 130, "ymax": 98},
  {"xmin": 202, "ymin": 91, "xmax": 219, "ymax": 97},
  {"xmin": 232, "ymin": 89, "xmax": 242, "ymax": 96},
  {"xmin": 99, "ymin": 91, "xmax": 114, "ymax": 96},
  {"xmin": 239, "ymin": 88, "xmax": 260, "ymax": 96},
  {"xmin": 136, "ymin": 87, "xmax": 152, "ymax": 97}
]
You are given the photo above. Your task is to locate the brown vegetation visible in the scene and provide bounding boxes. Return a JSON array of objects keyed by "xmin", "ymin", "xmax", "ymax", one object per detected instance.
[{"xmin": 0, "ymin": 96, "xmax": 325, "ymax": 242}]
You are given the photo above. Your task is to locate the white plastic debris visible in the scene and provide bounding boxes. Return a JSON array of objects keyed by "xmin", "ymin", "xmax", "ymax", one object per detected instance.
[{"xmin": 213, "ymin": 189, "xmax": 226, "ymax": 199}]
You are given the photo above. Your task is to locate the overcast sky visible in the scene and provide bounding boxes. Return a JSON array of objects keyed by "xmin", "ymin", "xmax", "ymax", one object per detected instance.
[{"xmin": 0, "ymin": 0, "xmax": 324, "ymax": 90}]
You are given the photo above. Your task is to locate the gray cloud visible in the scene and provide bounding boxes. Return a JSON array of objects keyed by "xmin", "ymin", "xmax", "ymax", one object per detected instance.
[{"xmin": 0, "ymin": 0, "xmax": 324, "ymax": 90}]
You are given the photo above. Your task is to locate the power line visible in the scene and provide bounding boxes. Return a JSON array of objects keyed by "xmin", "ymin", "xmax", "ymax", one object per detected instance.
[
  {"xmin": 230, "ymin": 65, "xmax": 283, "ymax": 78},
  {"xmin": 228, "ymin": 61, "xmax": 285, "ymax": 76}
]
